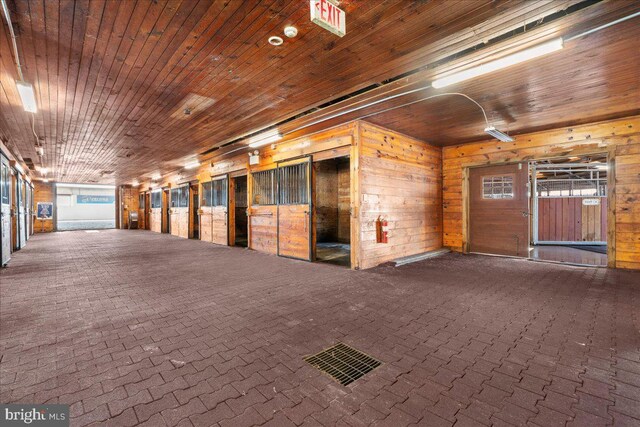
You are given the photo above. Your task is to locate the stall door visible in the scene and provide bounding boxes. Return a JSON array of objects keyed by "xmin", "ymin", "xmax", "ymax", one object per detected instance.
[
  {"xmin": 248, "ymin": 169, "xmax": 277, "ymax": 254},
  {"xmin": 469, "ymin": 163, "xmax": 529, "ymax": 257},
  {"xmin": 1, "ymin": 156, "xmax": 11, "ymax": 266},
  {"xmin": 210, "ymin": 175, "xmax": 229, "ymax": 245},
  {"xmin": 278, "ymin": 158, "xmax": 313, "ymax": 260},
  {"xmin": 17, "ymin": 176, "xmax": 26, "ymax": 249},
  {"xmin": 26, "ymin": 185, "xmax": 32, "ymax": 238}
]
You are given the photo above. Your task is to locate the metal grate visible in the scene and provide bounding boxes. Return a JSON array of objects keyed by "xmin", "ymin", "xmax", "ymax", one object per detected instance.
[{"xmin": 304, "ymin": 343, "xmax": 382, "ymax": 386}]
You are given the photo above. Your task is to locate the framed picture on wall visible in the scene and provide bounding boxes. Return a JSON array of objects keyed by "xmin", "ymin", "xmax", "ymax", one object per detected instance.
[{"xmin": 36, "ymin": 202, "xmax": 53, "ymax": 220}]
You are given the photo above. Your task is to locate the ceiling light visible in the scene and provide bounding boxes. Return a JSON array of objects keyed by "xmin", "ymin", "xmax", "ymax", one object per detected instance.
[
  {"xmin": 151, "ymin": 173, "xmax": 161, "ymax": 181},
  {"xmin": 16, "ymin": 81, "xmax": 37, "ymax": 113},
  {"xmin": 184, "ymin": 160, "xmax": 200, "ymax": 170},
  {"xmin": 432, "ymin": 38, "xmax": 563, "ymax": 89},
  {"xmin": 484, "ymin": 126, "xmax": 514, "ymax": 143},
  {"xmin": 268, "ymin": 36, "xmax": 283, "ymax": 46},
  {"xmin": 284, "ymin": 26, "xmax": 298, "ymax": 38},
  {"xmin": 38, "ymin": 167, "xmax": 48, "ymax": 175},
  {"xmin": 42, "ymin": 178, "xmax": 49, "ymax": 183},
  {"xmin": 35, "ymin": 145, "xmax": 44, "ymax": 156},
  {"xmin": 248, "ymin": 129, "xmax": 282, "ymax": 148},
  {"xmin": 132, "ymin": 181, "xmax": 140, "ymax": 187}
]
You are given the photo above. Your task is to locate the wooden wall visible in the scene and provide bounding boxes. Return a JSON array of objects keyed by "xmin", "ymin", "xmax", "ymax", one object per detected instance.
[
  {"xmin": 537, "ymin": 197, "xmax": 607, "ymax": 242},
  {"xmin": 356, "ymin": 122, "xmax": 443, "ymax": 270},
  {"xmin": 315, "ymin": 160, "xmax": 340, "ymax": 242},
  {"xmin": 337, "ymin": 161, "xmax": 350, "ymax": 243},
  {"xmin": 118, "ymin": 186, "xmax": 139, "ymax": 229},
  {"xmin": 33, "ymin": 181, "xmax": 55, "ymax": 233},
  {"xmin": 170, "ymin": 208, "xmax": 189, "ymax": 239},
  {"xmin": 150, "ymin": 208, "xmax": 162, "ymax": 233},
  {"xmin": 442, "ymin": 115, "xmax": 640, "ymax": 270}
]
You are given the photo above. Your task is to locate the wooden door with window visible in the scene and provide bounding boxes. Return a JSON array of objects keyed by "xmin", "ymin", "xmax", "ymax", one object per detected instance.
[
  {"xmin": 1, "ymin": 155, "xmax": 11, "ymax": 266},
  {"xmin": 210, "ymin": 175, "xmax": 229, "ymax": 245},
  {"xmin": 277, "ymin": 157, "xmax": 313, "ymax": 260},
  {"xmin": 469, "ymin": 163, "xmax": 529, "ymax": 257},
  {"xmin": 248, "ymin": 169, "xmax": 277, "ymax": 254}
]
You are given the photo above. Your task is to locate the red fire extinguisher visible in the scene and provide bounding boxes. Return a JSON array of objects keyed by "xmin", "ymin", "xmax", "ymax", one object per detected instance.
[{"xmin": 376, "ymin": 216, "xmax": 388, "ymax": 243}]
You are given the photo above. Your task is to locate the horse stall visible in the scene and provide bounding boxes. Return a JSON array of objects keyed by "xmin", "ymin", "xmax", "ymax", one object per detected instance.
[
  {"xmin": 230, "ymin": 174, "xmax": 248, "ymax": 247},
  {"xmin": 138, "ymin": 192, "xmax": 146, "ymax": 230},
  {"xmin": 200, "ymin": 175, "xmax": 229, "ymax": 245},
  {"xmin": 149, "ymin": 189, "xmax": 162, "ymax": 233},
  {"xmin": 142, "ymin": 120, "xmax": 442, "ymax": 270},
  {"xmin": 314, "ymin": 157, "xmax": 351, "ymax": 266},
  {"xmin": 169, "ymin": 184, "xmax": 189, "ymax": 238}
]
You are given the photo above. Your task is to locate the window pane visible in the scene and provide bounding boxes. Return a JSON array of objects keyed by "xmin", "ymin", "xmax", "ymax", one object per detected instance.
[
  {"xmin": 251, "ymin": 169, "xmax": 276, "ymax": 205},
  {"xmin": 212, "ymin": 178, "xmax": 227, "ymax": 207},
  {"xmin": 278, "ymin": 163, "xmax": 308, "ymax": 205},
  {"xmin": 179, "ymin": 186, "xmax": 189, "ymax": 207},
  {"xmin": 482, "ymin": 175, "xmax": 514, "ymax": 199},
  {"xmin": 201, "ymin": 182, "xmax": 212, "ymax": 207}
]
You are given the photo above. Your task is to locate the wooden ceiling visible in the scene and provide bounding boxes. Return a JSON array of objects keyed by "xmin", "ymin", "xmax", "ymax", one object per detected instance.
[{"xmin": 0, "ymin": 0, "xmax": 638, "ymax": 184}]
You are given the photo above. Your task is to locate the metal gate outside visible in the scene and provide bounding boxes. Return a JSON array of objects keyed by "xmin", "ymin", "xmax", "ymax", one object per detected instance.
[{"xmin": 532, "ymin": 162, "xmax": 607, "ymax": 245}]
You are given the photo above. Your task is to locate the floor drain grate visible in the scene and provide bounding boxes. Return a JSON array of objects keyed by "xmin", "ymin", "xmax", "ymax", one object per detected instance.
[{"xmin": 304, "ymin": 342, "xmax": 382, "ymax": 386}]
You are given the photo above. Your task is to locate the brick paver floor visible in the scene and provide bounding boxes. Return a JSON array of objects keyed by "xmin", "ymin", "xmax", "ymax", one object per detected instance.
[{"xmin": 1, "ymin": 230, "xmax": 639, "ymax": 427}]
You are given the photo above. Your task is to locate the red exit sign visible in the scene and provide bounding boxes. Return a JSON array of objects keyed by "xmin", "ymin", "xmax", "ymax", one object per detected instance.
[{"xmin": 310, "ymin": 0, "xmax": 346, "ymax": 37}]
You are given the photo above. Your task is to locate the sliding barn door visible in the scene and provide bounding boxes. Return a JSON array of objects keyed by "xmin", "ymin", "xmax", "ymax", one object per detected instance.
[
  {"xmin": 210, "ymin": 175, "xmax": 229, "ymax": 245},
  {"xmin": 469, "ymin": 163, "xmax": 530, "ymax": 257},
  {"xmin": 278, "ymin": 157, "xmax": 313, "ymax": 260},
  {"xmin": 1, "ymin": 156, "xmax": 11, "ymax": 266}
]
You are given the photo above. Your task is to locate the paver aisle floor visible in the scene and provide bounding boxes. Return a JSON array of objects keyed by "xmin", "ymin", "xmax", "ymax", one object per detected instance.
[{"xmin": 1, "ymin": 230, "xmax": 639, "ymax": 426}]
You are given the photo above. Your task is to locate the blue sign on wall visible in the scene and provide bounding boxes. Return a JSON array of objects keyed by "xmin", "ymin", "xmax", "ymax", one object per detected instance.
[{"xmin": 77, "ymin": 195, "xmax": 115, "ymax": 204}]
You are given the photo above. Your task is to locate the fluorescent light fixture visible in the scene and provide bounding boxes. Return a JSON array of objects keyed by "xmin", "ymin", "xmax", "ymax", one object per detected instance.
[
  {"xmin": 484, "ymin": 126, "xmax": 514, "ymax": 142},
  {"xmin": 132, "ymin": 181, "xmax": 140, "ymax": 187},
  {"xmin": 37, "ymin": 166, "xmax": 48, "ymax": 175},
  {"xmin": 184, "ymin": 160, "xmax": 200, "ymax": 170},
  {"xmin": 151, "ymin": 188, "xmax": 162, "ymax": 193},
  {"xmin": 42, "ymin": 178, "xmax": 50, "ymax": 183},
  {"xmin": 151, "ymin": 173, "xmax": 161, "ymax": 181},
  {"xmin": 431, "ymin": 38, "xmax": 564, "ymax": 89},
  {"xmin": 248, "ymin": 129, "xmax": 282, "ymax": 148},
  {"xmin": 16, "ymin": 81, "xmax": 37, "ymax": 113},
  {"xmin": 55, "ymin": 183, "xmax": 116, "ymax": 189}
]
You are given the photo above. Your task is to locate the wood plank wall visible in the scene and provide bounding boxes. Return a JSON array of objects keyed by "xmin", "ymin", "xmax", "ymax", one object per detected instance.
[
  {"xmin": 118, "ymin": 186, "xmax": 139, "ymax": 229},
  {"xmin": 442, "ymin": 115, "xmax": 640, "ymax": 270},
  {"xmin": 356, "ymin": 122, "xmax": 443, "ymax": 269},
  {"xmin": 150, "ymin": 208, "xmax": 162, "ymax": 233},
  {"xmin": 537, "ymin": 197, "xmax": 607, "ymax": 242},
  {"xmin": 315, "ymin": 160, "xmax": 340, "ymax": 242},
  {"xmin": 33, "ymin": 181, "xmax": 55, "ymax": 233}
]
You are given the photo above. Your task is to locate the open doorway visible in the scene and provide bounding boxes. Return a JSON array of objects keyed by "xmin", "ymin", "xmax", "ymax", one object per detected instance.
[
  {"xmin": 314, "ymin": 157, "xmax": 351, "ymax": 267},
  {"xmin": 230, "ymin": 175, "xmax": 248, "ymax": 247},
  {"xmin": 190, "ymin": 183, "xmax": 199, "ymax": 239},
  {"xmin": 531, "ymin": 155, "xmax": 608, "ymax": 266}
]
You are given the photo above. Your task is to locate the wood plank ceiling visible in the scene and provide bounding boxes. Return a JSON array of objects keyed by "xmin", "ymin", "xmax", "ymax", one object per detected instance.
[{"xmin": 0, "ymin": 0, "xmax": 638, "ymax": 184}]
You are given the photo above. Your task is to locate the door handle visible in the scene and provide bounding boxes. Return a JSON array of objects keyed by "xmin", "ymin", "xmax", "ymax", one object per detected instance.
[{"xmin": 522, "ymin": 211, "xmax": 529, "ymax": 217}]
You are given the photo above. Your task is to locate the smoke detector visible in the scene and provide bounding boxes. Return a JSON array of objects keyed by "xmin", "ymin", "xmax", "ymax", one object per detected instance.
[{"xmin": 284, "ymin": 26, "xmax": 298, "ymax": 38}]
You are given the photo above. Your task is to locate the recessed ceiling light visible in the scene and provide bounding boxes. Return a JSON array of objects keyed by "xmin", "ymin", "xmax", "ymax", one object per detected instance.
[
  {"xmin": 284, "ymin": 26, "xmax": 298, "ymax": 38},
  {"xmin": 268, "ymin": 36, "xmax": 283, "ymax": 46}
]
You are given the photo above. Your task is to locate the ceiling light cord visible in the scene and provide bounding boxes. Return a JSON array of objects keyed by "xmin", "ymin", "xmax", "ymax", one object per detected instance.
[
  {"xmin": 357, "ymin": 92, "xmax": 491, "ymax": 128},
  {"xmin": 1, "ymin": 0, "xmax": 24, "ymax": 81},
  {"xmin": 218, "ymin": 92, "xmax": 493, "ymax": 160}
]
